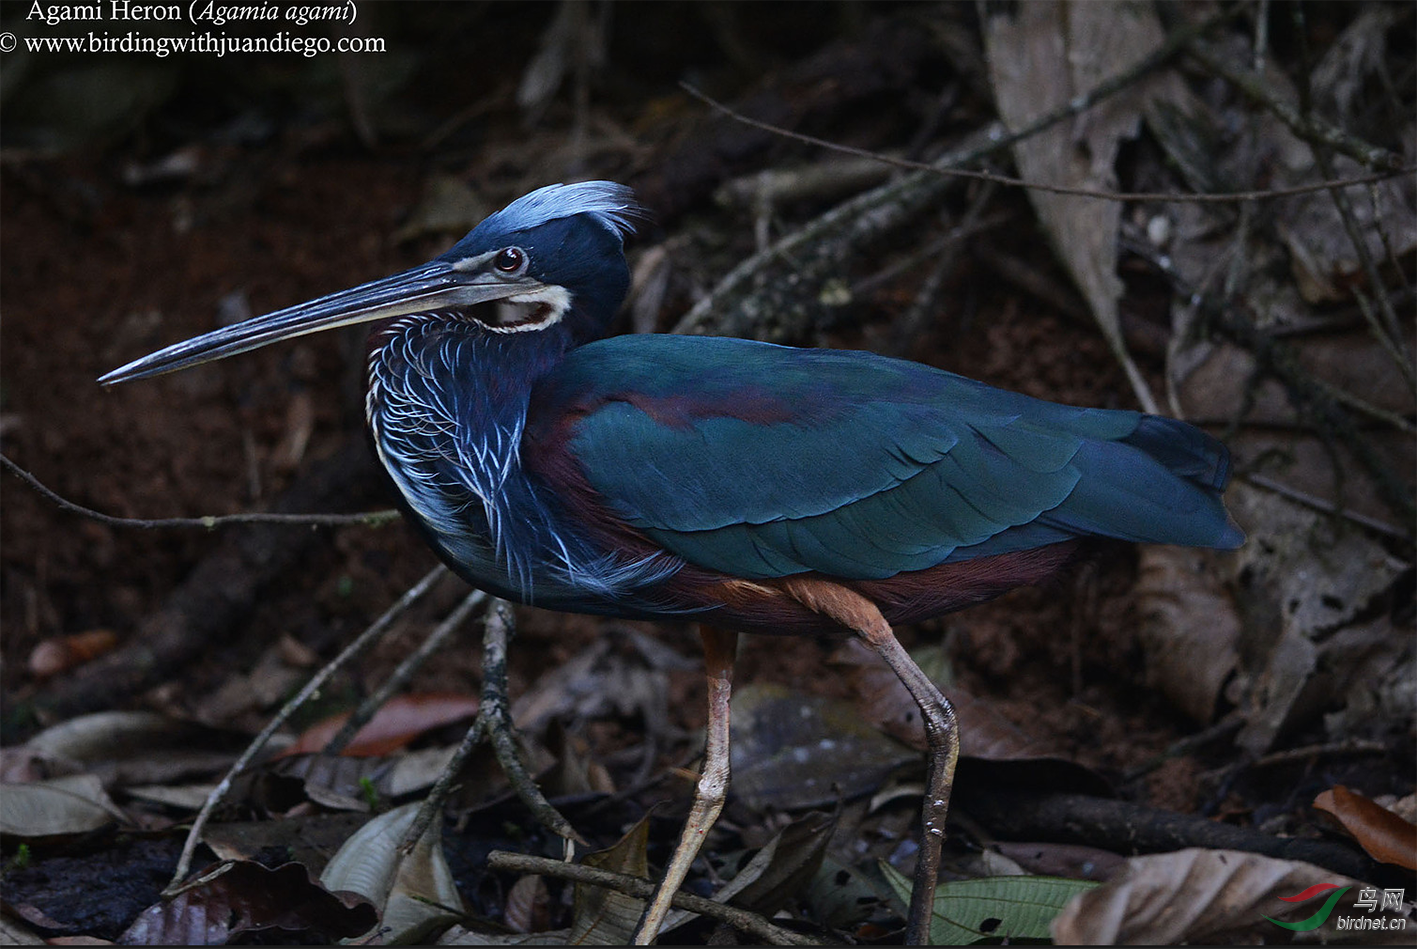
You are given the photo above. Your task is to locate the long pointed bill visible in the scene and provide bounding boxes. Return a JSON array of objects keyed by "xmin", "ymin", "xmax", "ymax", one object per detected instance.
[{"xmin": 99, "ymin": 260, "xmax": 520, "ymax": 385}]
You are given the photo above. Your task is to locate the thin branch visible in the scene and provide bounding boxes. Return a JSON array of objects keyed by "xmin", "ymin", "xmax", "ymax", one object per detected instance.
[
  {"xmin": 400, "ymin": 713, "xmax": 488, "ymax": 854},
  {"xmin": 1252, "ymin": 739, "xmax": 1391, "ymax": 769},
  {"xmin": 485, "ymin": 851, "xmax": 821, "ymax": 946},
  {"xmin": 1, "ymin": 452, "xmax": 399, "ymax": 530},
  {"xmin": 1185, "ymin": 36, "xmax": 1406, "ymax": 172},
  {"xmin": 1243, "ymin": 473, "xmax": 1411, "ymax": 545},
  {"xmin": 163, "ymin": 564, "xmax": 450, "ymax": 895},
  {"xmin": 400, "ymin": 597, "xmax": 586, "ymax": 854},
  {"xmin": 477, "ymin": 598, "xmax": 585, "ymax": 846},
  {"xmin": 1129, "ymin": 240, "xmax": 1416, "ymax": 532},
  {"xmin": 323, "ymin": 589, "xmax": 487, "ymax": 756},
  {"xmin": 680, "ymin": 86, "xmax": 1411, "ymax": 206}
]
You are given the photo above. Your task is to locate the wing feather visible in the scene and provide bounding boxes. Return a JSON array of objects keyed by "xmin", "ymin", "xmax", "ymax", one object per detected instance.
[{"xmin": 534, "ymin": 335, "xmax": 1240, "ymax": 581}]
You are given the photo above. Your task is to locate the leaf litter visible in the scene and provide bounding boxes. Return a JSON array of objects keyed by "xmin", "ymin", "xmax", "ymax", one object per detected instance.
[{"xmin": 1, "ymin": 2, "xmax": 1412, "ymax": 944}]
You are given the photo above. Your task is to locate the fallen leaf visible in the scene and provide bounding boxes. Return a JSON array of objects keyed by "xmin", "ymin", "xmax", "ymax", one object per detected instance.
[
  {"xmin": 23, "ymin": 711, "xmax": 192, "ymax": 764},
  {"xmin": 985, "ymin": 0, "xmax": 1187, "ymax": 413},
  {"xmin": 503, "ymin": 874, "xmax": 549, "ymax": 935},
  {"xmin": 832, "ymin": 639, "xmax": 1064, "ymax": 760},
  {"xmin": 28, "ymin": 630, "xmax": 119, "ymax": 680},
  {"xmin": 511, "ymin": 629, "xmax": 694, "ymax": 739},
  {"xmin": 0, "ymin": 746, "xmax": 83, "ymax": 784},
  {"xmin": 200, "ymin": 811, "xmax": 373, "ymax": 870},
  {"xmin": 801, "ymin": 855, "xmax": 890, "ymax": 931},
  {"xmin": 438, "ymin": 927, "xmax": 570, "ymax": 945},
  {"xmin": 1224, "ymin": 484, "xmax": 1409, "ymax": 754},
  {"xmin": 992, "ymin": 842, "xmax": 1127, "ymax": 882},
  {"xmin": 655, "ymin": 810, "xmax": 835, "ymax": 937},
  {"xmin": 320, "ymin": 801, "xmax": 465, "ymax": 944},
  {"xmin": 1049, "ymin": 848, "xmax": 1403, "ymax": 944},
  {"xmin": 571, "ymin": 813, "xmax": 651, "ymax": 946},
  {"xmin": 0, "ymin": 775, "xmax": 125, "ymax": 838},
  {"xmin": 121, "ymin": 860, "xmax": 377, "ymax": 945},
  {"xmin": 0, "ymin": 916, "xmax": 46, "ymax": 945},
  {"xmin": 881, "ymin": 861, "xmax": 1098, "ymax": 944},
  {"xmin": 284, "ymin": 692, "xmax": 480, "ymax": 758},
  {"xmin": 729, "ymin": 681, "xmax": 917, "ymax": 811},
  {"xmin": 1314, "ymin": 786, "xmax": 1417, "ymax": 870},
  {"xmin": 725, "ymin": 809, "xmax": 837, "ymax": 919},
  {"xmin": 1136, "ymin": 546, "xmax": 1241, "ymax": 723}
]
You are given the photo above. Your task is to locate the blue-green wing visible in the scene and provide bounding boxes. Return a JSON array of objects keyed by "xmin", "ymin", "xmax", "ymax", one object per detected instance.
[{"xmin": 537, "ymin": 335, "xmax": 1240, "ymax": 581}]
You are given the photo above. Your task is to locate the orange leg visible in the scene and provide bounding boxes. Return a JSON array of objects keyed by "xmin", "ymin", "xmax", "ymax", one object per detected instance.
[
  {"xmin": 633, "ymin": 626, "xmax": 738, "ymax": 945},
  {"xmin": 784, "ymin": 577, "xmax": 957, "ymax": 945}
]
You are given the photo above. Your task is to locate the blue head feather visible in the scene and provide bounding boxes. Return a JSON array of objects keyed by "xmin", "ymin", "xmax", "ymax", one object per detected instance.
[
  {"xmin": 471, "ymin": 181, "xmax": 643, "ymax": 246},
  {"xmin": 434, "ymin": 182, "xmax": 644, "ymax": 339}
]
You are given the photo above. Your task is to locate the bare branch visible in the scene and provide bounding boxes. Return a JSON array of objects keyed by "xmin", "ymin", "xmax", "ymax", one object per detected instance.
[
  {"xmin": 1, "ymin": 452, "xmax": 399, "ymax": 530},
  {"xmin": 485, "ymin": 851, "xmax": 821, "ymax": 946},
  {"xmin": 400, "ymin": 597, "xmax": 586, "ymax": 855},
  {"xmin": 680, "ymin": 85, "xmax": 1410, "ymax": 206},
  {"xmin": 164, "ymin": 564, "xmax": 450, "ymax": 894}
]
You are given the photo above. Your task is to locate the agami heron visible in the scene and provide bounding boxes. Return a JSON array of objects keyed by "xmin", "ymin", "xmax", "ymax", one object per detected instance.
[{"xmin": 101, "ymin": 181, "xmax": 1242, "ymax": 944}]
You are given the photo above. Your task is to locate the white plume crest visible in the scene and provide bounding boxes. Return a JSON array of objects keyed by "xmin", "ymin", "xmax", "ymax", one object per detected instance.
[{"xmin": 484, "ymin": 181, "xmax": 643, "ymax": 241}]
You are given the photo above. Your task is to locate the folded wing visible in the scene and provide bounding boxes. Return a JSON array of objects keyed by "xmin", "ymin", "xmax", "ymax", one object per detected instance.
[{"xmin": 533, "ymin": 335, "xmax": 1241, "ymax": 582}]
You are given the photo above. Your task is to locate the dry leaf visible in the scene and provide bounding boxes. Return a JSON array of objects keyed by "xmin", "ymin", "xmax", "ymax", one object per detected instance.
[
  {"xmin": 23, "ymin": 711, "xmax": 191, "ymax": 764},
  {"xmin": 1224, "ymin": 484, "xmax": 1409, "ymax": 754},
  {"xmin": 438, "ymin": 926, "xmax": 569, "ymax": 945},
  {"xmin": 985, "ymin": 0, "xmax": 1187, "ymax": 413},
  {"xmin": 993, "ymin": 842, "xmax": 1126, "ymax": 882},
  {"xmin": 122, "ymin": 860, "xmax": 376, "ymax": 945},
  {"xmin": 571, "ymin": 813, "xmax": 651, "ymax": 946},
  {"xmin": 503, "ymin": 875, "xmax": 549, "ymax": 935},
  {"xmin": 0, "ymin": 916, "xmax": 47, "ymax": 945},
  {"xmin": 283, "ymin": 692, "xmax": 480, "ymax": 758},
  {"xmin": 1136, "ymin": 546, "xmax": 1241, "ymax": 723},
  {"xmin": 1050, "ymin": 848, "xmax": 1404, "ymax": 944},
  {"xmin": 28, "ymin": 630, "xmax": 119, "ymax": 680},
  {"xmin": 729, "ymin": 681, "xmax": 917, "ymax": 811},
  {"xmin": 512, "ymin": 630, "xmax": 693, "ymax": 739},
  {"xmin": 0, "ymin": 774, "xmax": 125, "ymax": 838},
  {"xmin": 656, "ymin": 810, "xmax": 839, "ymax": 936},
  {"xmin": 320, "ymin": 801, "xmax": 465, "ymax": 944},
  {"xmin": 1314, "ymin": 786, "xmax": 1417, "ymax": 871},
  {"xmin": 725, "ymin": 810, "xmax": 837, "ymax": 919}
]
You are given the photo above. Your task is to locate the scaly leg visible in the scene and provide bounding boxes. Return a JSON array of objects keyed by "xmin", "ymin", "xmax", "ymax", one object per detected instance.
[
  {"xmin": 633, "ymin": 626, "xmax": 738, "ymax": 945},
  {"xmin": 784, "ymin": 577, "xmax": 957, "ymax": 946}
]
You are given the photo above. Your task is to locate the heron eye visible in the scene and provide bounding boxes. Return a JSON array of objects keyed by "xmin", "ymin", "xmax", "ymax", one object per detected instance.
[{"xmin": 493, "ymin": 247, "xmax": 526, "ymax": 273}]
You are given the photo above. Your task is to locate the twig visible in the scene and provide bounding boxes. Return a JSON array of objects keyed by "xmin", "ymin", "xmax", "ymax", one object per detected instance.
[
  {"xmin": 679, "ymin": 88, "xmax": 1410, "ymax": 206},
  {"xmin": 1129, "ymin": 239, "xmax": 1416, "ymax": 530},
  {"xmin": 959, "ymin": 789, "xmax": 1385, "ymax": 884},
  {"xmin": 671, "ymin": 127, "xmax": 984, "ymax": 338},
  {"xmin": 163, "ymin": 564, "xmax": 449, "ymax": 895},
  {"xmin": 1243, "ymin": 473, "xmax": 1411, "ymax": 544},
  {"xmin": 1185, "ymin": 37, "xmax": 1406, "ymax": 173},
  {"xmin": 485, "ymin": 851, "xmax": 821, "ymax": 946},
  {"xmin": 477, "ymin": 598, "xmax": 585, "ymax": 846},
  {"xmin": 886, "ymin": 181, "xmax": 998, "ymax": 355},
  {"xmin": 1303, "ymin": 148, "xmax": 1417, "ymax": 402},
  {"xmin": 323, "ymin": 589, "xmax": 487, "ymax": 756},
  {"xmin": 399, "ymin": 597, "xmax": 585, "ymax": 854},
  {"xmin": 1, "ymin": 452, "xmax": 399, "ymax": 531},
  {"xmin": 399, "ymin": 712, "xmax": 487, "ymax": 856},
  {"xmin": 1252, "ymin": 740, "xmax": 1391, "ymax": 769},
  {"xmin": 1121, "ymin": 713, "xmax": 1246, "ymax": 784}
]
